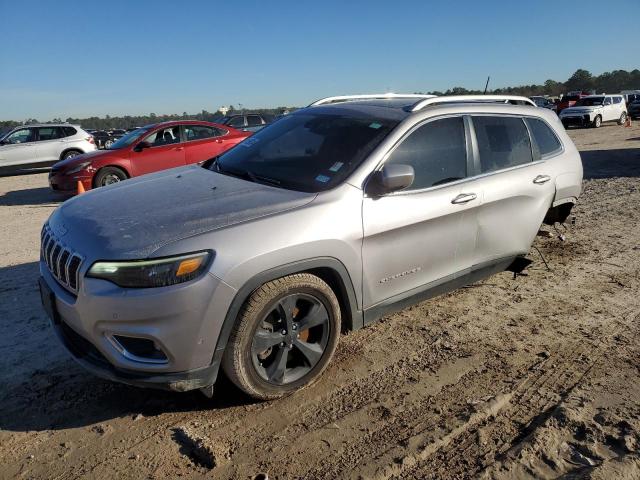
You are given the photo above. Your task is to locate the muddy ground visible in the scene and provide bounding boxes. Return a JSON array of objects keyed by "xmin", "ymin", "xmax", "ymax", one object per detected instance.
[{"xmin": 1, "ymin": 124, "xmax": 639, "ymax": 479}]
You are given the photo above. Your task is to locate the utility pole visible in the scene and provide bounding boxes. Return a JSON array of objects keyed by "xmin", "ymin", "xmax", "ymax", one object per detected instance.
[{"xmin": 483, "ymin": 76, "xmax": 490, "ymax": 94}]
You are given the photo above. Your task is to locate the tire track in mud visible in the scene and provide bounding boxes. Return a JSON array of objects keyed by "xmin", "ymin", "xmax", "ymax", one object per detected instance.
[{"xmin": 385, "ymin": 312, "xmax": 639, "ymax": 480}]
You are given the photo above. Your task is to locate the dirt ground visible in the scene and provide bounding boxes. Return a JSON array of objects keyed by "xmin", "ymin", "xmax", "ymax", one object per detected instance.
[{"xmin": 1, "ymin": 123, "xmax": 639, "ymax": 480}]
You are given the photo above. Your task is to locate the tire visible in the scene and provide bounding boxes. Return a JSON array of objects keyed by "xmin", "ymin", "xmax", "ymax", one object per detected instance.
[
  {"xmin": 104, "ymin": 139, "xmax": 114, "ymax": 149},
  {"xmin": 618, "ymin": 112, "xmax": 627, "ymax": 125},
  {"xmin": 222, "ymin": 273, "xmax": 341, "ymax": 400},
  {"xmin": 592, "ymin": 115, "xmax": 602, "ymax": 128},
  {"xmin": 94, "ymin": 166, "xmax": 127, "ymax": 187},
  {"xmin": 61, "ymin": 150, "xmax": 82, "ymax": 160}
]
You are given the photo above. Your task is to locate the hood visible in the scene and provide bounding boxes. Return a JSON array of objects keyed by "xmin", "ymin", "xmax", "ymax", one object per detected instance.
[
  {"xmin": 48, "ymin": 165, "xmax": 316, "ymax": 259},
  {"xmin": 52, "ymin": 148, "xmax": 120, "ymax": 171}
]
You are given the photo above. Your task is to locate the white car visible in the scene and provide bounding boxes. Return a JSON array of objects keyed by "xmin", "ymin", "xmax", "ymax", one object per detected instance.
[
  {"xmin": 0, "ymin": 124, "xmax": 96, "ymax": 169},
  {"xmin": 559, "ymin": 94, "xmax": 627, "ymax": 128}
]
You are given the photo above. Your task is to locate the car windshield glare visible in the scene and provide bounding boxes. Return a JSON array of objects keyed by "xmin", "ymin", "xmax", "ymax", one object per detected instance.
[
  {"xmin": 575, "ymin": 97, "xmax": 604, "ymax": 107},
  {"xmin": 210, "ymin": 112, "xmax": 399, "ymax": 192},
  {"xmin": 108, "ymin": 127, "xmax": 152, "ymax": 149}
]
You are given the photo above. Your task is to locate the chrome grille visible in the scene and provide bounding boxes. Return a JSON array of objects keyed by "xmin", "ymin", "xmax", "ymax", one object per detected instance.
[{"xmin": 41, "ymin": 224, "xmax": 83, "ymax": 294}]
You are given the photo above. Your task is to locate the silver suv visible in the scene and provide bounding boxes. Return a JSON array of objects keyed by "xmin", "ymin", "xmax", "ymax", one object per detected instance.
[
  {"xmin": 39, "ymin": 94, "xmax": 582, "ymax": 400},
  {"xmin": 0, "ymin": 124, "xmax": 96, "ymax": 169}
]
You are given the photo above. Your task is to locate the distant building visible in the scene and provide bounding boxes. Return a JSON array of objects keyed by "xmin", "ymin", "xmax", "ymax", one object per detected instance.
[{"xmin": 219, "ymin": 106, "xmax": 229, "ymax": 116}]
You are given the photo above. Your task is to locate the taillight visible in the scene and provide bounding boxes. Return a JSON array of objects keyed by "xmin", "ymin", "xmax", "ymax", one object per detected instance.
[{"xmin": 86, "ymin": 136, "xmax": 94, "ymax": 144}]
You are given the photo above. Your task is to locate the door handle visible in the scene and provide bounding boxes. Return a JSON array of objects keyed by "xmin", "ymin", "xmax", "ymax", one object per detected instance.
[
  {"xmin": 451, "ymin": 193, "xmax": 477, "ymax": 204},
  {"xmin": 533, "ymin": 175, "xmax": 551, "ymax": 184},
  {"xmin": 174, "ymin": 147, "xmax": 184, "ymax": 151},
  {"xmin": 215, "ymin": 139, "xmax": 223, "ymax": 143}
]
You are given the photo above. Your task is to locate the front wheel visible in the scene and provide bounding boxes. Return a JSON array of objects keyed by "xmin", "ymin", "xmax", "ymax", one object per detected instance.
[
  {"xmin": 94, "ymin": 166, "xmax": 127, "ymax": 187},
  {"xmin": 222, "ymin": 273, "xmax": 341, "ymax": 400},
  {"xmin": 104, "ymin": 139, "xmax": 114, "ymax": 149},
  {"xmin": 618, "ymin": 112, "xmax": 627, "ymax": 125},
  {"xmin": 592, "ymin": 115, "xmax": 602, "ymax": 128}
]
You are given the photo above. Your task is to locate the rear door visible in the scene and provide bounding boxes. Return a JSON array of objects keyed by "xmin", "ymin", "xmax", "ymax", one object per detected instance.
[
  {"xmin": 0, "ymin": 127, "xmax": 38, "ymax": 167},
  {"xmin": 130, "ymin": 125, "xmax": 185, "ymax": 176},
  {"xmin": 602, "ymin": 97, "xmax": 615, "ymax": 121},
  {"xmin": 361, "ymin": 115, "xmax": 478, "ymax": 308},
  {"xmin": 35, "ymin": 126, "xmax": 64, "ymax": 163},
  {"xmin": 182, "ymin": 124, "xmax": 232, "ymax": 164},
  {"xmin": 470, "ymin": 115, "xmax": 556, "ymax": 265}
]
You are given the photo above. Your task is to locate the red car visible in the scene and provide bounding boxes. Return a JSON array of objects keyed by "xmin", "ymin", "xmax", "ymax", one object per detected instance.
[
  {"xmin": 49, "ymin": 121, "xmax": 250, "ymax": 193},
  {"xmin": 556, "ymin": 92, "xmax": 590, "ymax": 114}
]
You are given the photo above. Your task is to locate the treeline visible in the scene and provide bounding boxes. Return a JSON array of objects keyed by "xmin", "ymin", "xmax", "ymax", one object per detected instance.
[
  {"xmin": 424, "ymin": 68, "xmax": 640, "ymax": 98},
  {"xmin": 0, "ymin": 106, "xmax": 292, "ymax": 131},
  {"xmin": 2, "ymin": 68, "xmax": 639, "ymax": 130}
]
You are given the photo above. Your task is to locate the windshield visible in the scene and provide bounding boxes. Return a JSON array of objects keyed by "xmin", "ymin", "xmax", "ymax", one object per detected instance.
[
  {"xmin": 108, "ymin": 126, "xmax": 152, "ymax": 149},
  {"xmin": 562, "ymin": 95, "xmax": 580, "ymax": 102},
  {"xmin": 210, "ymin": 112, "xmax": 399, "ymax": 192},
  {"xmin": 575, "ymin": 97, "xmax": 604, "ymax": 107}
]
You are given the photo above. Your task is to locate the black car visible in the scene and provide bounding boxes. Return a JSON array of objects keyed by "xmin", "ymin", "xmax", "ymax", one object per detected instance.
[
  {"xmin": 218, "ymin": 113, "xmax": 274, "ymax": 132},
  {"xmin": 628, "ymin": 99, "xmax": 640, "ymax": 120},
  {"xmin": 91, "ymin": 130, "xmax": 116, "ymax": 149}
]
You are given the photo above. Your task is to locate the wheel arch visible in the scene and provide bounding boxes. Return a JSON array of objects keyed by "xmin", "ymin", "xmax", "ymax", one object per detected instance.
[
  {"xmin": 210, "ymin": 257, "xmax": 362, "ymax": 379},
  {"xmin": 59, "ymin": 148, "xmax": 84, "ymax": 160}
]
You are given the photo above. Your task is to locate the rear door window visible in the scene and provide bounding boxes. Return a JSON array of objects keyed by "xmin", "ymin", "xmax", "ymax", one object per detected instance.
[
  {"xmin": 385, "ymin": 116, "xmax": 467, "ymax": 190},
  {"xmin": 472, "ymin": 116, "xmax": 533, "ymax": 173},
  {"xmin": 247, "ymin": 115, "xmax": 263, "ymax": 127},
  {"xmin": 37, "ymin": 127, "xmax": 62, "ymax": 141},
  {"xmin": 227, "ymin": 116, "xmax": 246, "ymax": 128},
  {"xmin": 183, "ymin": 125, "xmax": 223, "ymax": 141},
  {"xmin": 524, "ymin": 118, "xmax": 562, "ymax": 158}
]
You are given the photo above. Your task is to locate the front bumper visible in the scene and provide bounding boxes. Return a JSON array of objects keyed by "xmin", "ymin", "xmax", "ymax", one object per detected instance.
[
  {"xmin": 39, "ymin": 258, "xmax": 237, "ymax": 391},
  {"xmin": 48, "ymin": 170, "xmax": 92, "ymax": 193},
  {"xmin": 560, "ymin": 114, "xmax": 593, "ymax": 127}
]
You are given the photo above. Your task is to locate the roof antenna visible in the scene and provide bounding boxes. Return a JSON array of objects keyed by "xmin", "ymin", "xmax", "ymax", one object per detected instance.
[{"xmin": 483, "ymin": 76, "xmax": 491, "ymax": 94}]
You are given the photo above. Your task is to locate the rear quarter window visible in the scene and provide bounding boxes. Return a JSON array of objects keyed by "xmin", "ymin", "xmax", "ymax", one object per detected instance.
[
  {"xmin": 63, "ymin": 126, "xmax": 77, "ymax": 137},
  {"xmin": 525, "ymin": 118, "xmax": 562, "ymax": 158}
]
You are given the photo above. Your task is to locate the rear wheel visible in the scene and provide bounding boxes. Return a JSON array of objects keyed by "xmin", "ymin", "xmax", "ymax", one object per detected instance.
[
  {"xmin": 94, "ymin": 166, "xmax": 127, "ymax": 187},
  {"xmin": 222, "ymin": 273, "xmax": 341, "ymax": 400},
  {"xmin": 618, "ymin": 112, "xmax": 627, "ymax": 125},
  {"xmin": 592, "ymin": 115, "xmax": 602, "ymax": 128},
  {"xmin": 61, "ymin": 150, "xmax": 82, "ymax": 160},
  {"xmin": 104, "ymin": 139, "xmax": 114, "ymax": 149}
]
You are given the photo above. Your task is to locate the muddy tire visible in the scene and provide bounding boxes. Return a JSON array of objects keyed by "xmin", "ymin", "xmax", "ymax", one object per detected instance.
[
  {"xmin": 222, "ymin": 273, "xmax": 341, "ymax": 400},
  {"xmin": 94, "ymin": 166, "xmax": 127, "ymax": 187},
  {"xmin": 592, "ymin": 115, "xmax": 602, "ymax": 128}
]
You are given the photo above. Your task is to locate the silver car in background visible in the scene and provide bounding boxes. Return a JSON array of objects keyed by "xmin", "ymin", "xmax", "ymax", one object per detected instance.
[
  {"xmin": 39, "ymin": 94, "xmax": 582, "ymax": 400},
  {"xmin": 0, "ymin": 124, "xmax": 96, "ymax": 169}
]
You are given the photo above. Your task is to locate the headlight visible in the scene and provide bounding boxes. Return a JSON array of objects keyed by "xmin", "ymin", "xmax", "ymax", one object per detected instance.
[
  {"xmin": 66, "ymin": 161, "xmax": 91, "ymax": 175},
  {"xmin": 87, "ymin": 251, "xmax": 212, "ymax": 288}
]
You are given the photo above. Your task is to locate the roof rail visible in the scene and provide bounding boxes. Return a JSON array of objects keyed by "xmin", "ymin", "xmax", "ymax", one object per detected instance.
[
  {"xmin": 411, "ymin": 95, "xmax": 536, "ymax": 111},
  {"xmin": 309, "ymin": 93, "xmax": 437, "ymax": 107}
]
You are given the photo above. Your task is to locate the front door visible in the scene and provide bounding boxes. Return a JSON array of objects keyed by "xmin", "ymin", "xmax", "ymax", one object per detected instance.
[
  {"xmin": 130, "ymin": 125, "xmax": 185, "ymax": 176},
  {"xmin": 361, "ymin": 116, "xmax": 478, "ymax": 309},
  {"xmin": 0, "ymin": 127, "xmax": 38, "ymax": 167}
]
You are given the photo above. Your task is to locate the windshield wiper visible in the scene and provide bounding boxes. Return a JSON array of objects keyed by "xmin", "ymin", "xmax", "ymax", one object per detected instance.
[{"xmin": 214, "ymin": 162, "xmax": 282, "ymax": 187}]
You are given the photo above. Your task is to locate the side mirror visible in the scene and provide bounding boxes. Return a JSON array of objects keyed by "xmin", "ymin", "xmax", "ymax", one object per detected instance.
[
  {"xmin": 366, "ymin": 164, "xmax": 414, "ymax": 196},
  {"xmin": 134, "ymin": 141, "xmax": 151, "ymax": 152}
]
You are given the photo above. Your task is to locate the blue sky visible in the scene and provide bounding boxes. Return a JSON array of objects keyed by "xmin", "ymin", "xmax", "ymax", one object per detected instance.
[{"xmin": 1, "ymin": 0, "xmax": 638, "ymax": 120}]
